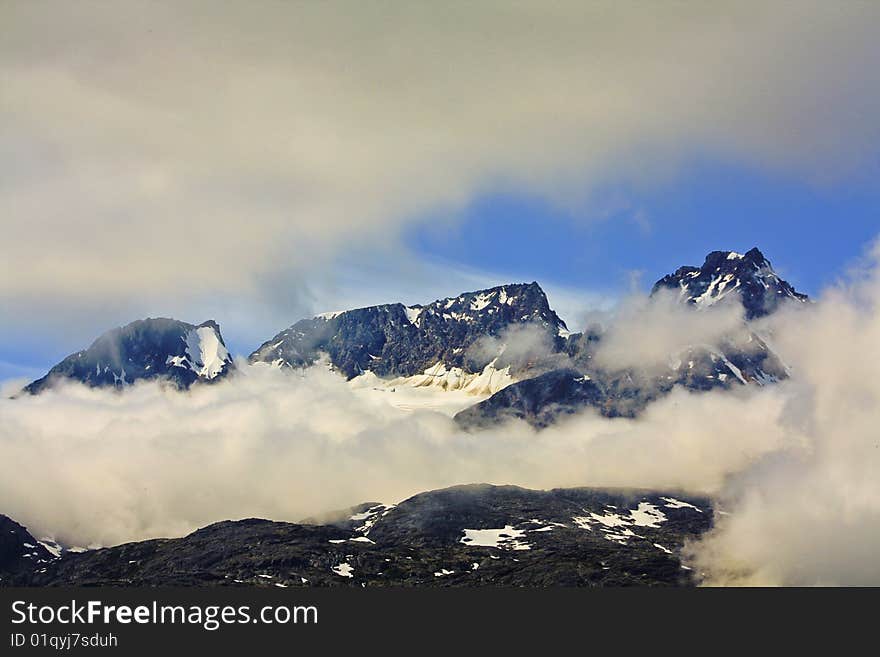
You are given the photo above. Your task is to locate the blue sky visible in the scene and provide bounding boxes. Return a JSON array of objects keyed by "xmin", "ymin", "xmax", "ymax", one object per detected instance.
[{"xmin": 408, "ymin": 160, "xmax": 879, "ymax": 301}]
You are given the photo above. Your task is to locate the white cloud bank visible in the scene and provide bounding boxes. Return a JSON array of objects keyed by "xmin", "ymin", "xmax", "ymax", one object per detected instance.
[
  {"xmin": 1, "ymin": 240, "xmax": 879, "ymax": 586},
  {"xmin": 2, "ymin": 2, "xmax": 880, "ymax": 342}
]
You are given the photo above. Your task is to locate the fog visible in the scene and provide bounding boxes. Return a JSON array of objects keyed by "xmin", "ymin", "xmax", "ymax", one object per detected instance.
[{"xmin": 589, "ymin": 288, "xmax": 746, "ymax": 372}]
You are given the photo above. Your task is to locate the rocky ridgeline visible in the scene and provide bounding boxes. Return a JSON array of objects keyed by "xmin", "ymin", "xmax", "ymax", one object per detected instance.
[
  {"xmin": 21, "ymin": 248, "xmax": 808, "ymax": 430},
  {"xmin": 1, "ymin": 485, "xmax": 712, "ymax": 587},
  {"xmin": 248, "ymin": 282, "xmax": 568, "ymax": 379}
]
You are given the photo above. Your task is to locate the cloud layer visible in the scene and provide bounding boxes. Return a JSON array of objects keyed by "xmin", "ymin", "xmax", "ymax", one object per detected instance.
[
  {"xmin": 0, "ymin": 360, "xmax": 787, "ymax": 549},
  {"xmin": 3, "ymin": 2, "xmax": 880, "ymax": 347}
]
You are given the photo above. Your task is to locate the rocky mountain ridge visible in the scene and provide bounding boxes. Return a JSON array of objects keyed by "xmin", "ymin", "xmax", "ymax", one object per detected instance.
[
  {"xmin": 1, "ymin": 484, "xmax": 712, "ymax": 587},
  {"xmin": 21, "ymin": 248, "xmax": 807, "ymax": 430}
]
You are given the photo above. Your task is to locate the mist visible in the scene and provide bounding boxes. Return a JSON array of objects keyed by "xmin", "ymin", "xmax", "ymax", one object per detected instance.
[
  {"xmin": 1, "ymin": 242, "xmax": 879, "ymax": 585},
  {"xmin": 589, "ymin": 288, "xmax": 746, "ymax": 372},
  {"xmin": 686, "ymin": 244, "xmax": 880, "ymax": 585},
  {"xmin": 0, "ymin": 360, "xmax": 787, "ymax": 549}
]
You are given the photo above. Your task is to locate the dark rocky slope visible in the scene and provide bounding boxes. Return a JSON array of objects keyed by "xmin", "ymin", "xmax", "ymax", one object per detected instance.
[
  {"xmin": 0, "ymin": 515, "xmax": 56, "ymax": 585},
  {"xmin": 4, "ymin": 485, "xmax": 712, "ymax": 587}
]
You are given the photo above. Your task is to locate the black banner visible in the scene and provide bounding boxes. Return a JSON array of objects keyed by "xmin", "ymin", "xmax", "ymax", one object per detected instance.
[{"xmin": 1, "ymin": 587, "xmax": 874, "ymax": 654}]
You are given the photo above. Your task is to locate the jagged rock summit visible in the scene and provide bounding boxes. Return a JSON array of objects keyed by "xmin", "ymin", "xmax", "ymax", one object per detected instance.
[
  {"xmin": 24, "ymin": 318, "xmax": 234, "ymax": 394},
  {"xmin": 249, "ymin": 282, "xmax": 568, "ymax": 386},
  {"xmin": 21, "ymin": 248, "xmax": 810, "ymax": 429},
  {"xmin": 456, "ymin": 248, "xmax": 807, "ymax": 428},
  {"xmin": 651, "ymin": 247, "xmax": 809, "ymax": 319}
]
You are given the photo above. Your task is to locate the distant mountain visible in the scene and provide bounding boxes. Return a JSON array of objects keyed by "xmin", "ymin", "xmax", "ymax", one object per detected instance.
[
  {"xmin": 249, "ymin": 282, "xmax": 568, "ymax": 391},
  {"xmin": 651, "ymin": 247, "xmax": 808, "ymax": 319},
  {"xmin": 24, "ymin": 318, "xmax": 233, "ymax": 394},
  {"xmin": 456, "ymin": 248, "xmax": 802, "ymax": 428},
  {"xmin": 3, "ymin": 484, "xmax": 712, "ymax": 587},
  {"xmin": 456, "ymin": 334, "xmax": 787, "ymax": 428},
  {"xmin": 19, "ymin": 248, "xmax": 806, "ymax": 428}
]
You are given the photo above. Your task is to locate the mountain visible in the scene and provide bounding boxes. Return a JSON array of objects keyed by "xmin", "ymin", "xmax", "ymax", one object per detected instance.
[
  {"xmin": 3, "ymin": 484, "xmax": 712, "ymax": 587},
  {"xmin": 19, "ymin": 249, "xmax": 804, "ymax": 427},
  {"xmin": 23, "ymin": 318, "xmax": 234, "ymax": 394},
  {"xmin": 457, "ymin": 334, "xmax": 789, "ymax": 428},
  {"xmin": 249, "ymin": 282, "xmax": 568, "ymax": 390},
  {"xmin": 651, "ymin": 247, "xmax": 809, "ymax": 319},
  {"xmin": 456, "ymin": 248, "xmax": 802, "ymax": 428}
]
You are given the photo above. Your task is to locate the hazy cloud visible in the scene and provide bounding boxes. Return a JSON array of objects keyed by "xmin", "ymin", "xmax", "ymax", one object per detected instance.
[
  {"xmin": 590, "ymin": 288, "xmax": 746, "ymax": 372},
  {"xmin": 2, "ymin": 2, "xmax": 880, "ymax": 334},
  {"xmin": 688, "ymin": 241, "xmax": 880, "ymax": 585}
]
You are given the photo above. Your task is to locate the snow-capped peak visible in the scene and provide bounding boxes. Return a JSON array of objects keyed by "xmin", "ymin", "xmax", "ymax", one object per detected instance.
[
  {"xmin": 651, "ymin": 247, "xmax": 809, "ymax": 320},
  {"xmin": 25, "ymin": 318, "xmax": 234, "ymax": 394}
]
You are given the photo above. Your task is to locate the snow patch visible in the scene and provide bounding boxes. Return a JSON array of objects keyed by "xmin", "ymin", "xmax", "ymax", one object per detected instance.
[
  {"xmin": 331, "ymin": 562, "xmax": 354, "ymax": 578},
  {"xmin": 167, "ymin": 326, "xmax": 230, "ymax": 379},
  {"xmin": 660, "ymin": 497, "xmax": 703, "ymax": 513},
  {"xmin": 404, "ymin": 306, "xmax": 423, "ymax": 326},
  {"xmin": 349, "ymin": 503, "xmax": 395, "ymax": 534},
  {"xmin": 629, "ymin": 502, "xmax": 667, "ymax": 528},
  {"xmin": 470, "ymin": 293, "xmax": 494, "ymax": 311},
  {"xmin": 37, "ymin": 539, "xmax": 62, "ymax": 559},
  {"xmin": 399, "ymin": 359, "xmax": 514, "ymax": 395},
  {"xmin": 460, "ymin": 525, "xmax": 531, "ymax": 551},
  {"xmin": 185, "ymin": 326, "xmax": 230, "ymax": 379}
]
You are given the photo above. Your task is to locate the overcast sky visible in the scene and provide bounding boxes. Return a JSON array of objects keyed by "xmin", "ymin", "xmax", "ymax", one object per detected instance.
[{"xmin": 2, "ymin": 2, "xmax": 879, "ymax": 377}]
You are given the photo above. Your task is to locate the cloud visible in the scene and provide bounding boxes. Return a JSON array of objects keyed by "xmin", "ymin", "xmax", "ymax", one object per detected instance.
[
  {"xmin": 466, "ymin": 323, "xmax": 558, "ymax": 371},
  {"xmin": 687, "ymin": 241, "xmax": 880, "ymax": 585},
  {"xmin": 0, "ymin": 359, "xmax": 784, "ymax": 548},
  {"xmin": 589, "ymin": 288, "xmax": 746, "ymax": 372},
  {"xmin": 2, "ymin": 2, "xmax": 880, "ymax": 338}
]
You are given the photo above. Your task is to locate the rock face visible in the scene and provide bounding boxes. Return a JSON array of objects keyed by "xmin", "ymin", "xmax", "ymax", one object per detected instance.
[
  {"xmin": 5, "ymin": 484, "xmax": 712, "ymax": 587},
  {"xmin": 455, "ymin": 369, "xmax": 609, "ymax": 428},
  {"xmin": 0, "ymin": 515, "xmax": 56, "ymax": 584},
  {"xmin": 457, "ymin": 333, "xmax": 789, "ymax": 428},
  {"xmin": 456, "ymin": 248, "xmax": 802, "ymax": 428},
  {"xmin": 651, "ymin": 247, "xmax": 808, "ymax": 320},
  {"xmin": 249, "ymin": 282, "xmax": 568, "ymax": 381},
  {"xmin": 24, "ymin": 318, "xmax": 234, "ymax": 394}
]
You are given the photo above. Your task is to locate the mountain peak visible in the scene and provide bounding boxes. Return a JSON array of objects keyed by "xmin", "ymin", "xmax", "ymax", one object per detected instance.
[
  {"xmin": 652, "ymin": 247, "xmax": 808, "ymax": 320},
  {"xmin": 249, "ymin": 282, "xmax": 567, "ymax": 379},
  {"xmin": 24, "ymin": 317, "xmax": 234, "ymax": 394}
]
